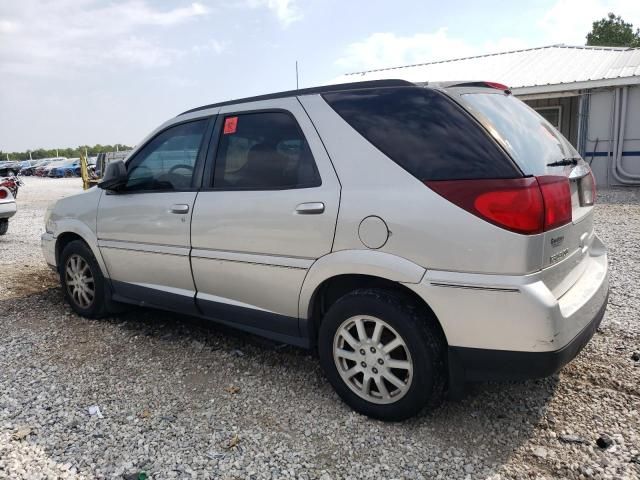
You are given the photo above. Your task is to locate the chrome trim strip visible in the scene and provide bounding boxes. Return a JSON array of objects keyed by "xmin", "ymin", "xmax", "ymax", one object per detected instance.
[
  {"xmin": 190, "ymin": 248, "xmax": 313, "ymax": 269},
  {"xmin": 197, "ymin": 292, "xmax": 276, "ymax": 314},
  {"xmin": 98, "ymin": 240, "xmax": 189, "ymax": 256},
  {"xmin": 430, "ymin": 282, "xmax": 520, "ymax": 293}
]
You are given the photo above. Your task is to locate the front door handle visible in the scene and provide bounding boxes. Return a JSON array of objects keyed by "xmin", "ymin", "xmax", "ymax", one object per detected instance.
[
  {"xmin": 295, "ymin": 202, "xmax": 325, "ymax": 214},
  {"xmin": 170, "ymin": 204, "xmax": 190, "ymax": 214}
]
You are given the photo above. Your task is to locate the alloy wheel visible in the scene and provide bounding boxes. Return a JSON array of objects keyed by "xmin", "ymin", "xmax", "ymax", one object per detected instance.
[
  {"xmin": 333, "ymin": 315, "xmax": 413, "ymax": 405},
  {"xmin": 65, "ymin": 254, "xmax": 95, "ymax": 309}
]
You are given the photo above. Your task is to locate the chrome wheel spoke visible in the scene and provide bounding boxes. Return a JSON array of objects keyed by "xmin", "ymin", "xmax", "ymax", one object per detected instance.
[
  {"xmin": 375, "ymin": 376, "xmax": 390, "ymax": 400},
  {"xmin": 355, "ymin": 318, "xmax": 367, "ymax": 342},
  {"xmin": 343, "ymin": 365, "xmax": 360, "ymax": 379},
  {"xmin": 386, "ymin": 359, "xmax": 411, "ymax": 370},
  {"xmin": 80, "ymin": 290, "xmax": 91, "ymax": 307},
  {"xmin": 362, "ymin": 374, "xmax": 372, "ymax": 396},
  {"xmin": 382, "ymin": 371, "xmax": 406, "ymax": 389},
  {"xmin": 338, "ymin": 328, "xmax": 359, "ymax": 350},
  {"xmin": 335, "ymin": 348, "xmax": 359, "ymax": 362},
  {"xmin": 382, "ymin": 337, "xmax": 403, "ymax": 354},
  {"xmin": 371, "ymin": 322, "xmax": 383, "ymax": 344}
]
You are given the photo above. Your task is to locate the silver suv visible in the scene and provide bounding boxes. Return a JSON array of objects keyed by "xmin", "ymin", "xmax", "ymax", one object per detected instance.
[{"xmin": 42, "ymin": 80, "xmax": 609, "ymax": 420}]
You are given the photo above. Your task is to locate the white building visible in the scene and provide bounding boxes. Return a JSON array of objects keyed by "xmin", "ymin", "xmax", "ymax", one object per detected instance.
[{"xmin": 337, "ymin": 45, "xmax": 640, "ymax": 187}]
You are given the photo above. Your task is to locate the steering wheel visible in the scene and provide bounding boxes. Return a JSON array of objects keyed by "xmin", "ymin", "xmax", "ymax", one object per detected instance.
[{"xmin": 168, "ymin": 164, "xmax": 194, "ymax": 175}]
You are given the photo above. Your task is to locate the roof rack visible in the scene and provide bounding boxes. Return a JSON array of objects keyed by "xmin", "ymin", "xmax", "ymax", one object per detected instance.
[{"xmin": 179, "ymin": 79, "xmax": 415, "ymax": 116}]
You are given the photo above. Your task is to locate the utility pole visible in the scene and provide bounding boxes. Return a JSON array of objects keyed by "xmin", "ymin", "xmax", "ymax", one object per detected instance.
[{"xmin": 295, "ymin": 61, "xmax": 299, "ymax": 90}]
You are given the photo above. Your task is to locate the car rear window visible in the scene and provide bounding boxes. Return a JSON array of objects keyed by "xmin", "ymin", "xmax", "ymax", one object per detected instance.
[
  {"xmin": 458, "ymin": 92, "xmax": 580, "ymax": 175},
  {"xmin": 322, "ymin": 87, "xmax": 520, "ymax": 181}
]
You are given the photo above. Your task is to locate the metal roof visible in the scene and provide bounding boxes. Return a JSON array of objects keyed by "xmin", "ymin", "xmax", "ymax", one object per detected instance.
[{"xmin": 336, "ymin": 45, "xmax": 640, "ymax": 95}]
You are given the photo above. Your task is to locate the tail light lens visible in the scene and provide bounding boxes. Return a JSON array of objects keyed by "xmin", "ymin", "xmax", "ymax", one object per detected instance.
[
  {"xmin": 0, "ymin": 189, "xmax": 7, "ymax": 200},
  {"xmin": 538, "ymin": 176, "xmax": 572, "ymax": 230},
  {"xmin": 578, "ymin": 171, "xmax": 596, "ymax": 206},
  {"xmin": 426, "ymin": 175, "xmax": 572, "ymax": 235}
]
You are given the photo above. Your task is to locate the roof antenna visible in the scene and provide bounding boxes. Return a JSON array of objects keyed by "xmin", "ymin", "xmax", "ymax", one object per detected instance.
[{"xmin": 295, "ymin": 60, "xmax": 299, "ymax": 90}]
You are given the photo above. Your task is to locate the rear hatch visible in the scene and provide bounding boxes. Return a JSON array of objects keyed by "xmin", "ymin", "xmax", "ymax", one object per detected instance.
[{"xmin": 453, "ymin": 85, "xmax": 596, "ymax": 298}]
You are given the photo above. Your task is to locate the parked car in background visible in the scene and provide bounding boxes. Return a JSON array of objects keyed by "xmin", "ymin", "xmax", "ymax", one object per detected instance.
[
  {"xmin": 0, "ymin": 161, "xmax": 22, "ymax": 175},
  {"xmin": 42, "ymin": 79, "xmax": 608, "ymax": 420},
  {"xmin": 36, "ymin": 158, "xmax": 67, "ymax": 177},
  {"xmin": 0, "ymin": 185, "xmax": 16, "ymax": 235},
  {"xmin": 48, "ymin": 158, "xmax": 81, "ymax": 178},
  {"xmin": 21, "ymin": 160, "xmax": 48, "ymax": 176}
]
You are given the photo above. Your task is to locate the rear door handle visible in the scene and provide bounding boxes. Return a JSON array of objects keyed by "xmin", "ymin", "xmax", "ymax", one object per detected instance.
[
  {"xmin": 170, "ymin": 204, "xmax": 190, "ymax": 214},
  {"xmin": 295, "ymin": 202, "xmax": 325, "ymax": 214}
]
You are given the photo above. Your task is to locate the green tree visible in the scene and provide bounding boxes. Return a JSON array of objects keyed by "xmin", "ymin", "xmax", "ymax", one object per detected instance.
[{"xmin": 586, "ymin": 13, "xmax": 640, "ymax": 47}]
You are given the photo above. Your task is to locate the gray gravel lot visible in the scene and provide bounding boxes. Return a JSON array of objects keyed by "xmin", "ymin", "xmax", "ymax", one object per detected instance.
[{"xmin": 0, "ymin": 178, "xmax": 639, "ymax": 479}]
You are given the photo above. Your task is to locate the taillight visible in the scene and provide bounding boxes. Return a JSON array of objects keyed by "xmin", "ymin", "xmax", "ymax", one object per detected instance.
[
  {"xmin": 483, "ymin": 81, "xmax": 510, "ymax": 91},
  {"xmin": 426, "ymin": 176, "xmax": 572, "ymax": 235},
  {"xmin": 578, "ymin": 171, "xmax": 596, "ymax": 206},
  {"xmin": 538, "ymin": 176, "xmax": 572, "ymax": 230},
  {"xmin": 0, "ymin": 189, "xmax": 7, "ymax": 200}
]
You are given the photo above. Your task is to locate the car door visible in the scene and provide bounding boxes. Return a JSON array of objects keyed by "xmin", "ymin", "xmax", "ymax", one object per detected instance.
[
  {"xmin": 97, "ymin": 116, "xmax": 213, "ymax": 314},
  {"xmin": 190, "ymin": 98, "xmax": 340, "ymax": 343}
]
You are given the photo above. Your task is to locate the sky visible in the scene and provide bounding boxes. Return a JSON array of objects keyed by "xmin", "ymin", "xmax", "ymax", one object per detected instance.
[{"xmin": 1, "ymin": 0, "xmax": 639, "ymax": 152}]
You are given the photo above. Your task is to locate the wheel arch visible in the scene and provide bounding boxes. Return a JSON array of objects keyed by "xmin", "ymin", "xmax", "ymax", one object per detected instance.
[
  {"xmin": 298, "ymin": 250, "xmax": 446, "ymax": 348},
  {"xmin": 54, "ymin": 221, "xmax": 108, "ymax": 278}
]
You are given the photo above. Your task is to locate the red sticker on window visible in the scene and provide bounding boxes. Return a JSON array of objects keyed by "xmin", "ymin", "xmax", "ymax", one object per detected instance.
[{"xmin": 223, "ymin": 116, "xmax": 238, "ymax": 134}]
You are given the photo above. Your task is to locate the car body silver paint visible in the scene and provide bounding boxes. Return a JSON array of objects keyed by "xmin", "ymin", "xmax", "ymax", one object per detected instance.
[
  {"xmin": 42, "ymin": 84, "xmax": 608, "ymax": 360},
  {"xmin": 298, "ymin": 249, "xmax": 427, "ymax": 318},
  {"xmin": 404, "ymin": 234, "xmax": 608, "ymax": 352},
  {"xmin": 96, "ymin": 190, "xmax": 197, "ymax": 294},
  {"xmin": 190, "ymin": 97, "xmax": 340, "ymax": 319},
  {"xmin": 297, "ymin": 94, "xmax": 545, "ymax": 276},
  {"xmin": 42, "ymin": 187, "xmax": 108, "ymax": 275}
]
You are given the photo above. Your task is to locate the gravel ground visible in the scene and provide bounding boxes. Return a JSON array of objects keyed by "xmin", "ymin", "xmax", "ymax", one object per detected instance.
[{"xmin": 0, "ymin": 178, "xmax": 639, "ymax": 480}]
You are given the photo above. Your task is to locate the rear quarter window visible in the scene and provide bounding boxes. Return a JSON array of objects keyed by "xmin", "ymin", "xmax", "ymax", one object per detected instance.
[{"xmin": 322, "ymin": 87, "xmax": 520, "ymax": 181}]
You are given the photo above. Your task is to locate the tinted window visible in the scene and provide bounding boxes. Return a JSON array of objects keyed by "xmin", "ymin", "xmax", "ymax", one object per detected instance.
[
  {"xmin": 213, "ymin": 112, "xmax": 321, "ymax": 190},
  {"xmin": 125, "ymin": 119, "xmax": 207, "ymax": 191},
  {"xmin": 460, "ymin": 93, "xmax": 579, "ymax": 175},
  {"xmin": 323, "ymin": 87, "xmax": 519, "ymax": 181}
]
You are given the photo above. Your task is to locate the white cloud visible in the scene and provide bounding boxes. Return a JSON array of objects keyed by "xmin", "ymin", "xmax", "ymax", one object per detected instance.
[
  {"xmin": 248, "ymin": 0, "xmax": 302, "ymax": 27},
  {"xmin": 0, "ymin": 1, "xmax": 215, "ymax": 76},
  {"xmin": 336, "ymin": 0, "xmax": 640, "ymax": 73},
  {"xmin": 336, "ymin": 29, "xmax": 529, "ymax": 72},
  {"xmin": 538, "ymin": 0, "xmax": 640, "ymax": 45},
  {"xmin": 0, "ymin": 20, "xmax": 20, "ymax": 34},
  {"xmin": 192, "ymin": 39, "xmax": 228, "ymax": 55}
]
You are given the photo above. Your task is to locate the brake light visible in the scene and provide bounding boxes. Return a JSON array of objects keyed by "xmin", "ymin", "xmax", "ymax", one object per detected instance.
[
  {"xmin": 484, "ymin": 81, "xmax": 510, "ymax": 91},
  {"xmin": 0, "ymin": 189, "xmax": 7, "ymax": 200},
  {"xmin": 426, "ymin": 175, "xmax": 572, "ymax": 235},
  {"xmin": 538, "ymin": 176, "xmax": 572, "ymax": 230}
]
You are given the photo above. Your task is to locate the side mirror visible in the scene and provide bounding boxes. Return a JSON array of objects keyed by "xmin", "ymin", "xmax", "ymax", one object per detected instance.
[{"xmin": 98, "ymin": 160, "xmax": 127, "ymax": 191}]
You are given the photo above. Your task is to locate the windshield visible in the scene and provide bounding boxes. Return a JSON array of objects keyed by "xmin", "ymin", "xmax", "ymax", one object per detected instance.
[{"xmin": 459, "ymin": 92, "xmax": 580, "ymax": 175}]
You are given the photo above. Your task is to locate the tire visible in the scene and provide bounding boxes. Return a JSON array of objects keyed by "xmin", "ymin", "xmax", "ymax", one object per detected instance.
[
  {"xmin": 0, "ymin": 219, "xmax": 8, "ymax": 236},
  {"xmin": 59, "ymin": 240, "xmax": 108, "ymax": 318},
  {"xmin": 318, "ymin": 288, "xmax": 446, "ymax": 421}
]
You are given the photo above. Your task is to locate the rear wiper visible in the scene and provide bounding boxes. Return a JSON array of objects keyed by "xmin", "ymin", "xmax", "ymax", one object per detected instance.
[{"xmin": 546, "ymin": 157, "xmax": 579, "ymax": 167}]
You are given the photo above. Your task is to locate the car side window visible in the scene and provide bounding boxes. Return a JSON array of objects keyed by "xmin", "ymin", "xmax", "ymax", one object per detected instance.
[
  {"xmin": 125, "ymin": 119, "xmax": 208, "ymax": 192},
  {"xmin": 212, "ymin": 111, "xmax": 321, "ymax": 190}
]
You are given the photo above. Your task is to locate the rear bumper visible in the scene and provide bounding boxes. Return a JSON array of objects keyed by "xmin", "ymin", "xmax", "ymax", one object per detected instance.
[
  {"xmin": 404, "ymin": 234, "xmax": 609, "ymax": 384},
  {"xmin": 0, "ymin": 201, "xmax": 17, "ymax": 219},
  {"xmin": 449, "ymin": 289, "xmax": 607, "ymax": 381}
]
